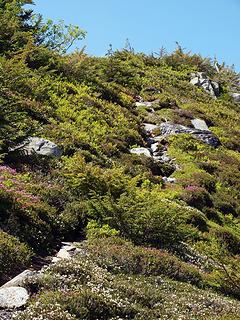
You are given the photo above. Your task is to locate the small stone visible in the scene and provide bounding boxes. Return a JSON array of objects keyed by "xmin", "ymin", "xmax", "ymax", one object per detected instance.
[
  {"xmin": 61, "ymin": 245, "xmax": 76, "ymax": 252},
  {"xmin": 130, "ymin": 147, "xmax": 152, "ymax": 158},
  {"xmin": 153, "ymin": 135, "xmax": 164, "ymax": 142},
  {"xmin": 160, "ymin": 155, "xmax": 171, "ymax": 163},
  {"xmin": 152, "ymin": 155, "xmax": 162, "ymax": 162},
  {"xmin": 191, "ymin": 118, "xmax": 209, "ymax": 131},
  {"xmin": 146, "ymin": 137, "xmax": 157, "ymax": 145},
  {"xmin": 162, "ymin": 177, "xmax": 176, "ymax": 183},
  {"xmin": 143, "ymin": 123, "xmax": 159, "ymax": 134},
  {"xmin": 135, "ymin": 101, "xmax": 153, "ymax": 108},
  {"xmin": 190, "ymin": 77, "xmax": 200, "ymax": 86},
  {"xmin": 52, "ymin": 257, "xmax": 61, "ymax": 263},
  {"xmin": 0, "ymin": 287, "xmax": 29, "ymax": 309},
  {"xmin": 56, "ymin": 249, "xmax": 72, "ymax": 260},
  {"xmin": 150, "ymin": 142, "xmax": 159, "ymax": 153},
  {"xmin": 229, "ymin": 92, "xmax": 240, "ymax": 102}
]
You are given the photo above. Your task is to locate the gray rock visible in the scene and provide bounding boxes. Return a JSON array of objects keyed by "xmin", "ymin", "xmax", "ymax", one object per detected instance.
[
  {"xmin": 61, "ymin": 245, "xmax": 76, "ymax": 252},
  {"xmin": 143, "ymin": 123, "xmax": 159, "ymax": 134},
  {"xmin": 135, "ymin": 100, "xmax": 160, "ymax": 109},
  {"xmin": 162, "ymin": 177, "xmax": 176, "ymax": 183},
  {"xmin": 0, "ymin": 287, "xmax": 29, "ymax": 309},
  {"xmin": 52, "ymin": 242, "xmax": 83, "ymax": 263},
  {"xmin": 1, "ymin": 270, "xmax": 37, "ymax": 289},
  {"xmin": 160, "ymin": 154, "xmax": 172, "ymax": 163},
  {"xmin": 130, "ymin": 147, "xmax": 152, "ymax": 158},
  {"xmin": 51, "ymin": 257, "xmax": 61, "ymax": 263},
  {"xmin": 190, "ymin": 72, "xmax": 219, "ymax": 98},
  {"xmin": 152, "ymin": 155, "xmax": 162, "ymax": 162},
  {"xmin": 10, "ymin": 137, "xmax": 62, "ymax": 157},
  {"xmin": 160, "ymin": 123, "xmax": 196, "ymax": 135},
  {"xmin": 56, "ymin": 249, "xmax": 71, "ymax": 260},
  {"xmin": 146, "ymin": 137, "xmax": 156, "ymax": 145},
  {"xmin": 191, "ymin": 118, "xmax": 209, "ymax": 131},
  {"xmin": 211, "ymin": 81, "xmax": 220, "ymax": 96},
  {"xmin": 229, "ymin": 92, "xmax": 240, "ymax": 102},
  {"xmin": 153, "ymin": 135, "xmax": 165, "ymax": 142},
  {"xmin": 190, "ymin": 76, "xmax": 200, "ymax": 86},
  {"xmin": 150, "ymin": 142, "xmax": 159, "ymax": 153},
  {"xmin": 160, "ymin": 122, "xmax": 220, "ymax": 147},
  {"xmin": 135, "ymin": 101, "xmax": 153, "ymax": 108},
  {"xmin": 153, "ymin": 154, "xmax": 172, "ymax": 163},
  {"xmin": 174, "ymin": 242, "xmax": 211, "ymax": 269}
]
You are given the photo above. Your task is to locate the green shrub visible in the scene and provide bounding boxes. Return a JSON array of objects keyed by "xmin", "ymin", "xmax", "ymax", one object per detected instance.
[
  {"xmin": 87, "ymin": 190, "xmax": 200, "ymax": 247},
  {"xmin": 86, "ymin": 220, "xmax": 120, "ymax": 239},
  {"xmin": 213, "ymin": 226, "xmax": 240, "ymax": 254},
  {"xmin": 181, "ymin": 185, "xmax": 213, "ymax": 211},
  {"xmin": 0, "ymin": 230, "xmax": 32, "ymax": 283}
]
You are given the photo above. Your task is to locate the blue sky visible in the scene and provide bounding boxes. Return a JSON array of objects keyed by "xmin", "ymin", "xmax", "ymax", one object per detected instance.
[{"xmin": 32, "ymin": 0, "xmax": 240, "ymax": 71}]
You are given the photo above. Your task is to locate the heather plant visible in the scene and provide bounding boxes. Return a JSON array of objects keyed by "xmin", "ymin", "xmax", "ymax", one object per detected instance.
[
  {"xmin": 86, "ymin": 237, "xmax": 204, "ymax": 286},
  {"xmin": 0, "ymin": 165, "xmax": 63, "ymax": 253}
]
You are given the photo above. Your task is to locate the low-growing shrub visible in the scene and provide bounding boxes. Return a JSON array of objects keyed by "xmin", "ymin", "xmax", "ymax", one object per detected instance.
[
  {"xmin": 15, "ymin": 302, "xmax": 77, "ymax": 320},
  {"xmin": 0, "ymin": 230, "xmax": 32, "ymax": 283},
  {"xmin": 181, "ymin": 185, "xmax": 213, "ymax": 211},
  {"xmin": 214, "ymin": 226, "xmax": 240, "ymax": 255},
  {"xmin": 87, "ymin": 191, "xmax": 200, "ymax": 247},
  {"xmin": 86, "ymin": 220, "xmax": 120, "ymax": 239},
  {"xmin": 86, "ymin": 237, "xmax": 204, "ymax": 286}
]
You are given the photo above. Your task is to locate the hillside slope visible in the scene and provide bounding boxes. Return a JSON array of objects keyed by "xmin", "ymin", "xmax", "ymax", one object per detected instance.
[{"xmin": 0, "ymin": 1, "xmax": 240, "ymax": 319}]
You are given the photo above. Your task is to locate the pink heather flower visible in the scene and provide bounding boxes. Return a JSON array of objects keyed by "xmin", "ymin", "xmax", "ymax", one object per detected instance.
[{"xmin": 0, "ymin": 166, "xmax": 17, "ymax": 175}]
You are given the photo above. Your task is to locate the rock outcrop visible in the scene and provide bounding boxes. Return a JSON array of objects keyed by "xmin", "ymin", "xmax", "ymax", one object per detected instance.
[
  {"xmin": 190, "ymin": 72, "xmax": 220, "ymax": 98},
  {"xmin": 160, "ymin": 122, "xmax": 220, "ymax": 147},
  {"xmin": 10, "ymin": 137, "xmax": 62, "ymax": 157}
]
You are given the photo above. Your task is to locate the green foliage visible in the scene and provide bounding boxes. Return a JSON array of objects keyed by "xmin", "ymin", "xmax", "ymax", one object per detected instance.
[
  {"xmin": 86, "ymin": 220, "xmax": 120, "ymax": 239},
  {"xmin": 86, "ymin": 190, "xmax": 201, "ymax": 247},
  {"xmin": 37, "ymin": 19, "xmax": 86, "ymax": 54},
  {"xmin": 0, "ymin": 230, "xmax": 32, "ymax": 283},
  {"xmin": 0, "ymin": 2, "xmax": 240, "ymax": 313},
  {"xmin": 0, "ymin": 0, "xmax": 34, "ymax": 55}
]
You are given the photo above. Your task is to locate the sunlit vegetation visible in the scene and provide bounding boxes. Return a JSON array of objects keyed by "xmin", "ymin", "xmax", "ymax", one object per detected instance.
[{"xmin": 1, "ymin": 1, "xmax": 240, "ymax": 318}]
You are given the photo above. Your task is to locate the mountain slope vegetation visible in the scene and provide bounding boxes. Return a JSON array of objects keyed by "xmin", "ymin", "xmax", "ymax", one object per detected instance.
[{"xmin": 0, "ymin": 1, "xmax": 240, "ymax": 319}]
